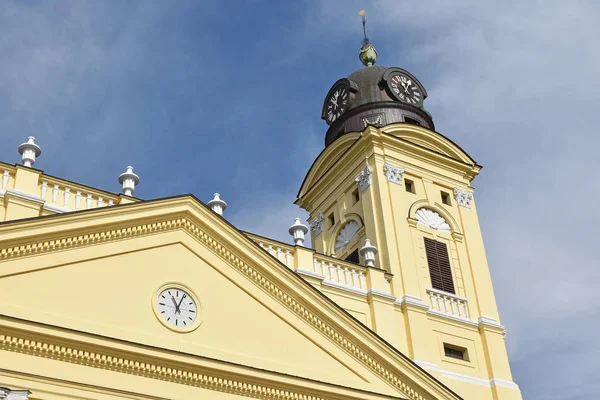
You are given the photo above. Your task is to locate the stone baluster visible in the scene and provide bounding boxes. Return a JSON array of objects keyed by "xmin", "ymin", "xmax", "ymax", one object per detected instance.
[
  {"xmin": 344, "ymin": 266, "xmax": 351, "ymax": 286},
  {"xmin": 313, "ymin": 259, "xmax": 320, "ymax": 275},
  {"xmin": 63, "ymin": 187, "xmax": 70, "ymax": 208},
  {"xmin": 351, "ymin": 269, "xmax": 358, "ymax": 288},
  {"xmin": 285, "ymin": 250, "xmax": 292, "ymax": 268},
  {"xmin": 450, "ymin": 297, "xmax": 457, "ymax": 316},
  {"xmin": 336, "ymin": 265, "xmax": 343, "ymax": 283},
  {"xmin": 86, "ymin": 194, "xmax": 92, "ymax": 209},
  {"xmin": 321, "ymin": 260, "xmax": 328, "ymax": 279},
  {"xmin": 108, "ymin": 199, "xmax": 114, "ymax": 206},
  {"xmin": 40, "ymin": 181, "xmax": 48, "ymax": 200},
  {"xmin": 2, "ymin": 170, "xmax": 9, "ymax": 192},
  {"xmin": 52, "ymin": 184, "xmax": 59, "ymax": 205},
  {"xmin": 97, "ymin": 196, "xmax": 104, "ymax": 207},
  {"xmin": 329, "ymin": 262, "xmax": 336, "ymax": 283},
  {"xmin": 276, "ymin": 247, "xmax": 282, "ymax": 262},
  {"xmin": 75, "ymin": 190, "xmax": 81, "ymax": 210},
  {"xmin": 358, "ymin": 271, "xmax": 366, "ymax": 290}
]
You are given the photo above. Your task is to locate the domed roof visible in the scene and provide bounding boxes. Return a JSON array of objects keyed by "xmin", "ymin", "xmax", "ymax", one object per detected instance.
[{"xmin": 346, "ymin": 65, "xmax": 393, "ymax": 112}]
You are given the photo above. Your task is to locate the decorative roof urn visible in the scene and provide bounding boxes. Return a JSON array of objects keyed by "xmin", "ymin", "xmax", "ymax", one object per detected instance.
[
  {"xmin": 207, "ymin": 193, "xmax": 227, "ymax": 216},
  {"xmin": 18, "ymin": 136, "xmax": 41, "ymax": 167},
  {"xmin": 359, "ymin": 239, "xmax": 378, "ymax": 267},
  {"xmin": 288, "ymin": 218, "xmax": 309, "ymax": 246},
  {"xmin": 118, "ymin": 166, "xmax": 140, "ymax": 196}
]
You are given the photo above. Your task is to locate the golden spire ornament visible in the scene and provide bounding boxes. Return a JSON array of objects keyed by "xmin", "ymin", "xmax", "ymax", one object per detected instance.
[{"xmin": 359, "ymin": 10, "xmax": 378, "ymax": 66}]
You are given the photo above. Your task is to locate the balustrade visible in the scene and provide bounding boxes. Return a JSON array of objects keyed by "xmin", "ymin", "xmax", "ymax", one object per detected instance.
[
  {"xmin": 40, "ymin": 179, "xmax": 119, "ymax": 212},
  {"xmin": 426, "ymin": 288, "xmax": 470, "ymax": 320}
]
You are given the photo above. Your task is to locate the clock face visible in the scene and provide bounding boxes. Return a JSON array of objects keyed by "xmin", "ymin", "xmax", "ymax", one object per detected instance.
[
  {"xmin": 325, "ymin": 85, "xmax": 350, "ymax": 125},
  {"xmin": 389, "ymin": 74, "xmax": 422, "ymax": 105},
  {"xmin": 156, "ymin": 287, "xmax": 197, "ymax": 328}
]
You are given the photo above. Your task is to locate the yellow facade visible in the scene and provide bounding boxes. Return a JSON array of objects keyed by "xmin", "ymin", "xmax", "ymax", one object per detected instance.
[{"xmin": 0, "ymin": 123, "xmax": 522, "ymax": 400}]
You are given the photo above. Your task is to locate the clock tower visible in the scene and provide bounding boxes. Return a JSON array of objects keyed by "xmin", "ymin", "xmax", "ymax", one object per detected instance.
[{"xmin": 296, "ymin": 15, "xmax": 523, "ymax": 400}]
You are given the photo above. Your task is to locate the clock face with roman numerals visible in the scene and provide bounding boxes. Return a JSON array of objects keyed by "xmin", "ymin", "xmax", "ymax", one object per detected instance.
[
  {"xmin": 389, "ymin": 73, "xmax": 423, "ymax": 106},
  {"xmin": 157, "ymin": 287, "xmax": 197, "ymax": 328},
  {"xmin": 324, "ymin": 84, "xmax": 350, "ymax": 125}
]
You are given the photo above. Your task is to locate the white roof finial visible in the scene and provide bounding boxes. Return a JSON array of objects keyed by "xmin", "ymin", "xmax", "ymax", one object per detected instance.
[
  {"xmin": 118, "ymin": 166, "xmax": 140, "ymax": 196},
  {"xmin": 288, "ymin": 218, "xmax": 309, "ymax": 246},
  {"xmin": 207, "ymin": 193, "xmax": 227, "ymax": 216},
  {"xmin": 18, "ymin": 136, "xmax": 41, "ymax": 167},
  {"xmin": 359, "ymin": 239, "xmax": 378, "ymax": 267}
]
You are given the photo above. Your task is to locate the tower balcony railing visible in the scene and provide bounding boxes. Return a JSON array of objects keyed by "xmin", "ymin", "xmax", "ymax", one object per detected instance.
[
  {"xmin": 246, "ymin": 233, "xmax": 393, "ymax": 298},
  {"xmin": 426, "ymin": 287, "xmax": 470, "ymax": 320}
]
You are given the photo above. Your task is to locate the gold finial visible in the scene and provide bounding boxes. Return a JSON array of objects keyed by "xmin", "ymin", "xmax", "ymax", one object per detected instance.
[{"xmin": 358, "ymin": 10, "xmax": 377, "ymax": 66}]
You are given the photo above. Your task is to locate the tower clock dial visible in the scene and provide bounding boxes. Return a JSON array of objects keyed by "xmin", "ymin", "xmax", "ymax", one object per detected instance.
[
  {"xmin": 325, "ymin": 86, "xmax": 350, "ymax": 124},
  {"xmin": 389, "ymin": 73, "xmax": 423, "ymax": 106},
  {"xmin": 322, "ymin": 79, "xmax": 357, "ymax": 126},
  {"xmin": 156, "ymin": 287, "xmax": 197, "ymax": 328}
]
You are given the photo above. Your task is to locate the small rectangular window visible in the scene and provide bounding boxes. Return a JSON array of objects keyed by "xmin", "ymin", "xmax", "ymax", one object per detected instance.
[
  {"xmin": 345, "ymin": 249, "xmax": 360, "ymax": 265},
  {"xmin": 444, "ymin": 344, "xmax": 468, "ymax": 361},
  {"xmin": 441, "ymin": 191, "xmax": 451, "ymax": 205},
  {"xmin": 404, "ymin": 117, "xmax": 421, "ymax": 126},
  {"xmin": 352, "ymin": 188, "xmax": 360, "ymax": 205},
  {"xmin": 328, "ymin": 212, "xmax": 335, "ymax": 228},
  {"xmin": 405, "ymin": 179, "xmax": 415, "ymax": 193}
]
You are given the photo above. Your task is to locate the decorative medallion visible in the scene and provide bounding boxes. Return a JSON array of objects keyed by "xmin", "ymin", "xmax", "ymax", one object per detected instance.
[
  {"xmin": 383, "ymin": 163, "xmax": 404, "ymax": 184},
  {"xmin": 453, "ymin": 188, "xmax": 473, "ymax": 208},
  {"xmin": 335, "ymin": 221, "xmax": 360, "ymax": 253},
  {"xmin": 309, "ymin": 213, "xmax": 324, "ymax": 237},
  {"xmin": 355, "ymin": 165, "xmax": 372, "ymax": 192},
  {"xmin": 415, "ymin": 208, "xmax": 451, "ymax": 233},
  {"xmin": 152, "ymin": 282, "xmax": 202, "ymax": 333}
]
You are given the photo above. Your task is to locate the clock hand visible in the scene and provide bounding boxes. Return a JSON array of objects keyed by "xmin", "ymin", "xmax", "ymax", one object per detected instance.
[
  {"xmin": 176, "ymin": 294, "xmax": 186, "ymax": 312},
  {"xmin": 171, "ymin": 296, "xmax": 180, "ymax": 314}
]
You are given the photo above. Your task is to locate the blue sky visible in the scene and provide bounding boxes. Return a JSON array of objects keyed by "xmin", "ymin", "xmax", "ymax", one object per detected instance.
[{"xmin": 1, "ymin": 1, "xmax": 599, "ymax": 399}]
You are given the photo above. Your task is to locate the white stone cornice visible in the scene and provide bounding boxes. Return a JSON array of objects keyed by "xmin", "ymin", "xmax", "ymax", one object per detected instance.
[
  {"xmin": 478, "ymin": 316, "xmax": 506, "ymax": 332},
  {"xmin": 309, "ymin": 212, "xmax": 324, "ymax": 237},
  {"xmin": 414, "ymin": 361, "xmax": 520, "ymax": 390},
  {"xmin": 395, "ymin": 294, "xmax": 429, "ymax": 310},
  {"xmin": 3, "ymin": 189, "xmax": 45, "ymax": 204},
  {"xmin": 453, "ymin": 188, "xmax": 473, "ymax": 208},
  {"xmin": 383, "ymin": 162, "xmax": 404, "ymax": 184},
  {"xmin": 355, "ymin": 165, "xmax": 372, "ymax": 192}
]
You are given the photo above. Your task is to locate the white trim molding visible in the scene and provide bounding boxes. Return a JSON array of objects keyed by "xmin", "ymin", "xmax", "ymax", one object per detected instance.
[
  {"xmin": 383, "ymin": 162, "xmax": 404, "ymax": 184},
  {"xmin": 414, "ymin": 361, "xmax": 520, "ymax": 390},
  {"xmin": 395, "ymin": 294, "xmax": 429, "ymax": 310},
  {"xmin": 355, "ymin": 165, "xmax": 372, "ymax": 192},
  {"xmin": 453, "ymin": 188, "xmax": 473, "ymax": 208}
]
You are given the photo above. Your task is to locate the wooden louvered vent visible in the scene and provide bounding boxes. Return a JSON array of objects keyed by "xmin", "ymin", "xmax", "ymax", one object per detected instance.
[{"xmin": 424, "ymin": 237, "xmax": 455, "ymax": 294}]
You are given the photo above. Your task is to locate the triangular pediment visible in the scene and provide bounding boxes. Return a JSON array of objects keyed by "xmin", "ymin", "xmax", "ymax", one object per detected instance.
[{"xmin": 0, "ymin": 197, "xmax": 461, "ymax": 400}]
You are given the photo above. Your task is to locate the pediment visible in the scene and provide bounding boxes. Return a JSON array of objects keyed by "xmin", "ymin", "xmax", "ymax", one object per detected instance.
[
  {"xmin": 0, "ymin": 196, "xmax": 461, "ymax": 400},
  {"xmin": 382, "ymin": 124, "xmax": 476, "ymax": 165}
]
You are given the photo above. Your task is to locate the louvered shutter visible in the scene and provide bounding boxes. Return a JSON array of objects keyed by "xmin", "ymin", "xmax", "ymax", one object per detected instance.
[{"xmin": 424, "ymin": 237, "xmax": 455, "ymax": 294}]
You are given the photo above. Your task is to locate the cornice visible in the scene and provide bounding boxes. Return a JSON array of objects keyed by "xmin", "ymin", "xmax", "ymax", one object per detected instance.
[
  {"xmin": 0, "ymin": 319, "xmax": 399, "ymax": 400},
  {"xmin": 0, "ymin": 198, "xmax": 462, "ymax": 400}
]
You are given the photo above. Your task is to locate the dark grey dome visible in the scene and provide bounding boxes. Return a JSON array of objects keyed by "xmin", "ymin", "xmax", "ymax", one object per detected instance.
[
  {"xmin": 346, "ymin": 66, "xmax": 392, "ymax": 111},
  {"xmin": 323, "ymin": 64, "xmax": 434, "ymax": 147}
]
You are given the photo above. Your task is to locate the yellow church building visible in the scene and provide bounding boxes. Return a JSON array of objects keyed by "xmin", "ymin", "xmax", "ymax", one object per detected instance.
[{"xmin": 0, "ymin": 33, "xmax": 522, "ymax": 400}]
